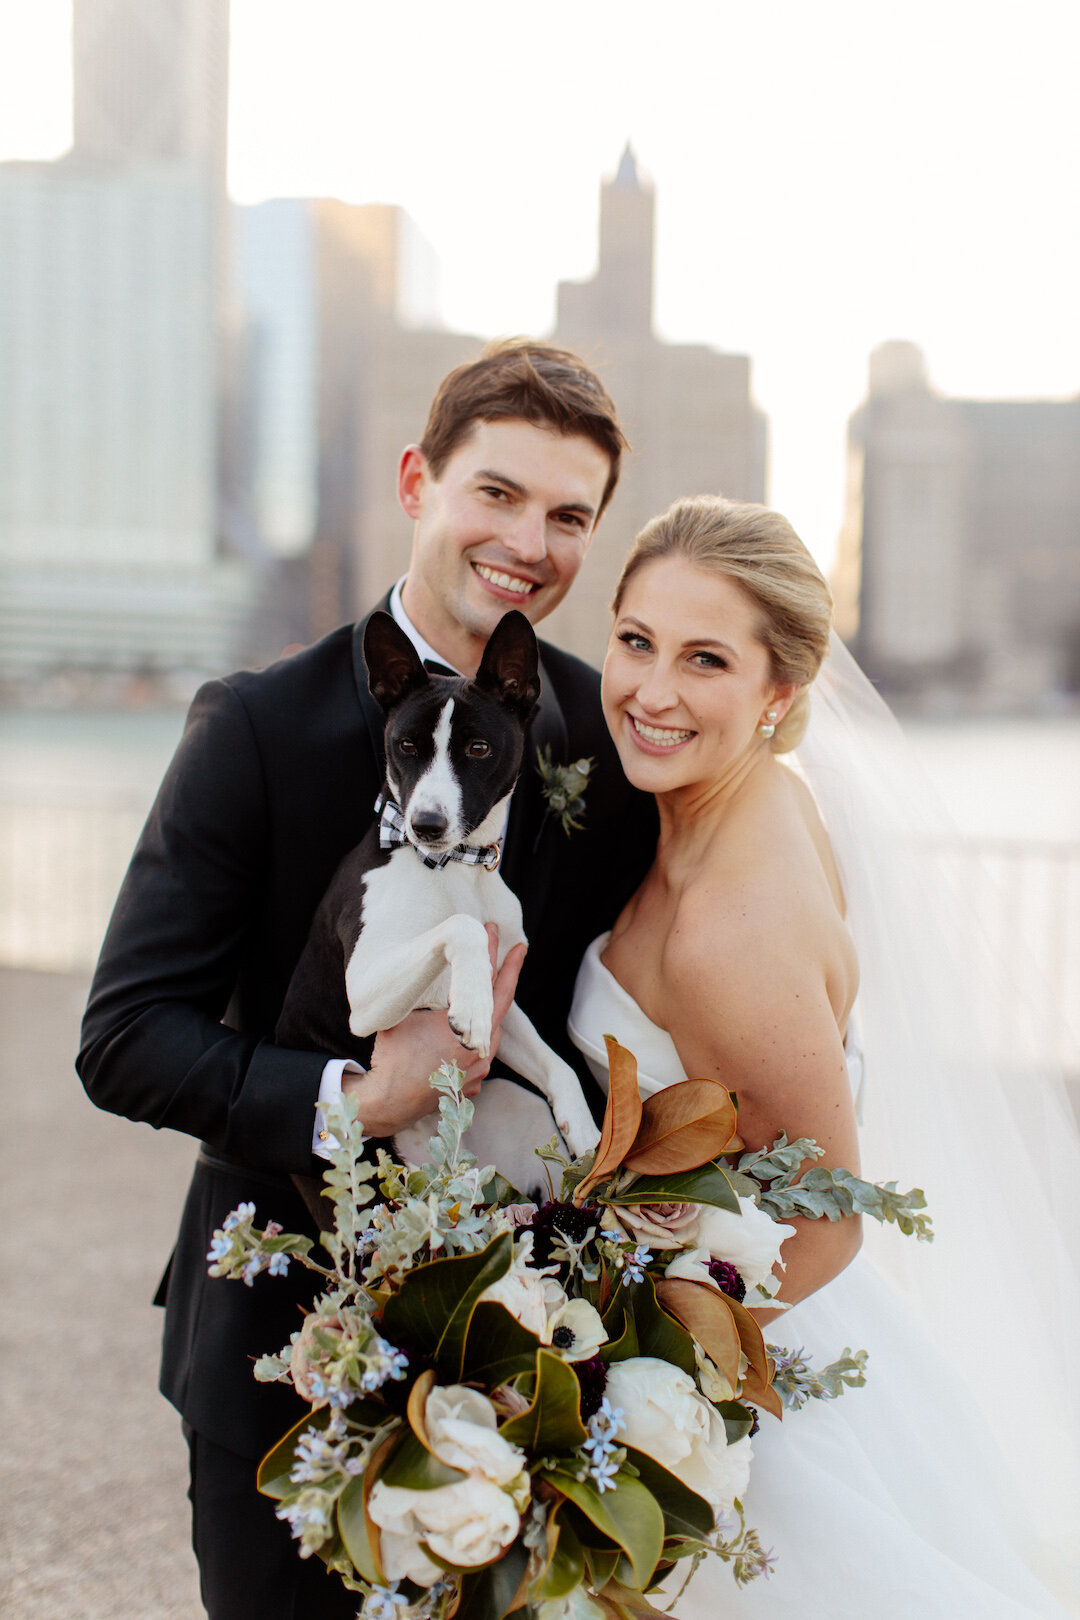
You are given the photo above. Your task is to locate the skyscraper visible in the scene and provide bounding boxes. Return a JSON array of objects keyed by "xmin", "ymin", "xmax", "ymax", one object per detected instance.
[
  {"xmin": 838, "ymin": 342, "xmax": 1080, "ymax": 707},
  {"xmin": 548, "ymin": 146, "xmax": 767, "ymax": 662},
  {"xmin": 0, "ymin": 0, "xmax": 250, "ymax": 682}
]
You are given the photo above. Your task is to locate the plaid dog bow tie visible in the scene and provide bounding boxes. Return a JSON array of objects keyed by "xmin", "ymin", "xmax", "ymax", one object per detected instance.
[{"xmin": 375, "ymin": 793, "xmax": 502, "ymax": 872}]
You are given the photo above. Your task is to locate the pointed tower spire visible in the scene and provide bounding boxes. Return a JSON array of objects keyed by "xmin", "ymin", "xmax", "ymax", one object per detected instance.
[{"xmin": 614, "ymin": 142, "xmax": 639, "ymax": 188}]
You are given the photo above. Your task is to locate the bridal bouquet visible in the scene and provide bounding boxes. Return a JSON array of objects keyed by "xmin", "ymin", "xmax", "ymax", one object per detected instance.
[{"xmin": 208, "ymin": 1040, "xmax": 931, "ymax": 1620}]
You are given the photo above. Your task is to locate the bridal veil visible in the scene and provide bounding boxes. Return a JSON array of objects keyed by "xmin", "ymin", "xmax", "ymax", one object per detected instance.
[{"xmin": 795, "ymin": 634, "xmax": 1080, "ymax": 1593}]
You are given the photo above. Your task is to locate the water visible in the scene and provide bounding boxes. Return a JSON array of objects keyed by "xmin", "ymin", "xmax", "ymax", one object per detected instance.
[
  {"xmin": 900, "ymin": 716, "xmax": 1080, "ymax": 845},
  {"xmin": 2, "ymin": 706, "xmax": 1077, "ymax": 840},
  {"xmin": 1, "ymin": 708, "xmax": 1077, "ymax": 1072}
]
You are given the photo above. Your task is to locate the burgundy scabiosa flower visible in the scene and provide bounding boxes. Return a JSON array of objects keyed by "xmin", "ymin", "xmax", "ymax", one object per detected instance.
[
  {"xmin": 574, "ymin": 1353, "xmax": 609, "ymax": 1422},
  {"xmin": 707, "ymin": 1258, "xmax": 747, "ymax": 1303},
  {"xmin": 523, "ymin": 1199, "xmax": 601, "ymax": 1268}
]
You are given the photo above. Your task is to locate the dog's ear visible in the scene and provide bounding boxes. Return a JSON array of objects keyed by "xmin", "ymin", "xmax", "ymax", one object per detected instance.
[
  {"xmin": 474, "ymin": 609, "xmax": 541, "ymax": 720},
  {"xmin": 363, "ymin": 611, "xmax": 429, "ymax": 710}
]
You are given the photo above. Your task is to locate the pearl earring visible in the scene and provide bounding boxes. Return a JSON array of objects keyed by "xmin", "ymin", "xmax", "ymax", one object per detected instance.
[{"xmin": 758, "ymin": 709, "xmax": 778, "ymax": 739}]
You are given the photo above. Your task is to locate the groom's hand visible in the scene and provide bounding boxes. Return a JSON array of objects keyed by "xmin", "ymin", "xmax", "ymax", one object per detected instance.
[{"xmin": 343, "ymin": 925, "xmax": 527, "ymax": 1136}]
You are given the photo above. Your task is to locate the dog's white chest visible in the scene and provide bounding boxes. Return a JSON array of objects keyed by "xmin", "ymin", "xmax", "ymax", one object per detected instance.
[{"xmin": 349, "ymin": 849, "xmax": 525, "ymax": 1014}]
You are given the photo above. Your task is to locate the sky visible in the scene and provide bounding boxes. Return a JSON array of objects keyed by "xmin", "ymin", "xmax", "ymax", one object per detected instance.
[{"xmin": 1, "ymin": 0, "xmax": 1077, "ymax": 573}]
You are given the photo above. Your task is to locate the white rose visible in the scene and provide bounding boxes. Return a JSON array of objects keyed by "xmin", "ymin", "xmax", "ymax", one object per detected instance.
[
  {"xmin": 683, "ymin": 1429, "xmax": 753, "ymax": 1517},
  {"xmin": 479, "ymin": 1236, "xmax": 561, "ymax": 1339},
  {"xmin": 480, "ymin": 1264, "xmax": 552, "ymax": 1337},
  {"xmin": 424, "ymin": 1385, "xmax": 526, "ymax": 1486},
  {"xmin": 373, "ymin": 1526, "xmax": 443, "ymax": 1587},
  {"xmin": 604, "ymin": 1356, "xmax": 752, "ymax": 1515},
  {"xmin": 695, "ymin": 1197, "xmax": 795, "ymax": 1293},
  {"xmin": 664, "ymin": 1247, "xmax": 714, "ymax": 1290},
  {"xmin": 547, "ymin": 1297, "xmax": 608, "ymax": 1362},
  {"xmin": 368, "ymin": 1477, "xmax": 521, "ymax": 1576}
]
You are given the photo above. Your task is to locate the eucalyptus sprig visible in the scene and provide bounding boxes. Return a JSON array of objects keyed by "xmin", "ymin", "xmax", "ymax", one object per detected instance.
[
  {"xmin": 768, "ymin": 1344, "xmax": 869, "ymax": 1409},
  {"xmin": 731, "ymin": 1134, "xmax": 933, "ymax": 1241}
]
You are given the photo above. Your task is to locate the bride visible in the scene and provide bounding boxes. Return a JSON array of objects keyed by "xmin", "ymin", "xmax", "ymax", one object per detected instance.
[{"xmin": 562, "ymin": 495, "xmax": 1080, "ymax": 1617}]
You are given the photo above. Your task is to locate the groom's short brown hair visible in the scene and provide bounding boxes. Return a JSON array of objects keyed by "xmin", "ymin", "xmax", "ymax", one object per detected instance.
[{"xmin": 419, "ymin": 339, "xmax": 627, "ymax": 519}]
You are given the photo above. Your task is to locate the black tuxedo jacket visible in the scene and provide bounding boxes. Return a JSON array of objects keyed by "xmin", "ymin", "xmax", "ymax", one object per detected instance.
[{"xmin": 78, "ymin": 599, "xmax": 657, "ymax": 1458}]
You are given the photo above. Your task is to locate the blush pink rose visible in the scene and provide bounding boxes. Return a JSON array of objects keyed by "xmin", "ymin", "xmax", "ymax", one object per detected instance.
[{"xmin": 615, "ymin": 1202, "xmax": 702, "ymax": 1249}]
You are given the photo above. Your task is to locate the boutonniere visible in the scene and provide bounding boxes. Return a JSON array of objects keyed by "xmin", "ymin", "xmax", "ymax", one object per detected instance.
[{"xmin": 536, "ymin": 745, "xmax": 595, "ymax": 836}]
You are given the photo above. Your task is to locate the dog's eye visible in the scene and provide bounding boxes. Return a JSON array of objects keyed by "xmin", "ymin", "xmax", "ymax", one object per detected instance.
[
  {"xmin": 397, "ymin": 738, "xmax": 418, "ymax": 756},
  {"xmin": 466, "ymin": 740, "xmax": 492, "ymax": 759}
]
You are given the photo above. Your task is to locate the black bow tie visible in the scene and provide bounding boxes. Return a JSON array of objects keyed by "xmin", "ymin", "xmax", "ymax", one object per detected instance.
[{"xmin": 423, "ymin": 658, "xmax": 458, "ymax": 678}]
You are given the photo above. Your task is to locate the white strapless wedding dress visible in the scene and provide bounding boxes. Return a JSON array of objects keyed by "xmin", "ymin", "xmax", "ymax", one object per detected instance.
[{"xmin": 568, "ymin": 934, "xmax": 1075, "ymax": 1619}]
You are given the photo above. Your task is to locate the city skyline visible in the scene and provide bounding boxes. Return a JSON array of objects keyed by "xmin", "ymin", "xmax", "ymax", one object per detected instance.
[{"xmin": 1, "ymin": 0, "xmax": 1078, "ymax": 576}]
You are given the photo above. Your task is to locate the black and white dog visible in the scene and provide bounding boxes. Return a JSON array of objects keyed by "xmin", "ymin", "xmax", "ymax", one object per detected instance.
[{"xmin": 277, "ymin": 609, "xmax": 601, "ymax": 1191}]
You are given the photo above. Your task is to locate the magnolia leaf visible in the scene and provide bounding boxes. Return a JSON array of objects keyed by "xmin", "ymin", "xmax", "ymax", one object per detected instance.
[
  {"xmin": 621, "ymin": 1447, "xmax": 714, "ymax": 1542},
  {"xmin": 655, "ymin": 1277, "xmax": 742, "ymax": 1387},
  {"xmin": 499, "ymin": 1347, "xmax": 588, "ymax": 1453},
  {"xmin": 602, "ymin": 1160, "xmax": 740, "ymax": 1215},
  {"xmin": 380, "ymin": 1428, "xmax": 467, "ymax": 1491},
  {"xmin": 482, "ymin": 1171, "xmax": 522, "ymax": 1205},
  {"xmin": 533, "ymin": 1506, "xmax": 586, "ymax": 1602},
  {"xmin": 256, "ymin": 1406, "xmax": 333, "ymax": 1500},
  {"xmin": 380, "ymin": 1230, "xmax": 512, "ymax": 1376},
  {"xmin": 359, "ymin": 1426, "xmax": 405, "ymax": 1583},
  {"xmin": 723, "ymin": 1291, "xmax": 773, "ymax": 1393},
  {"xmin": 542, "ymin": 1469, "xmax": 664, "ymax": 1593},
  {"xmin": 630, "ymin": 1274, "xmax": 698, "ymax": 1375},
  {"xmin": 455, "ymin": 1536, "xmax": 530, "ymax": 1620},
  {"xmin": 406, "ymin": 1367, "xmax": 437, "ymax": 1449},
  {"xmin": 717, "ymin": 1400, "xmax": 755, "ymax": 1445},
  {"xmin": 458, "ymin": 1300, "xmax": 545, "ymax": 1385},
  {"xmin": 583, "ymin": 1545, "xmax": 622, "ymax": 1590},
  {"xmin": 743, "ymin": 1365, "xmax": 784, "ymax": 1422},
  {"xmin": 598, "ymin": 1577, "xmax": 676, "ymax": 1620},
  {"xmin": 622, "ymin": 1080, "xmax": 738, "ymax": 1176},
  {"xmin": 337, "ymin": 1475, "xmax": 381, "ymax": 1583},
  {"xmin": 574, "ymin": 1038, "xmax": 644, "ymax": 1204},
  {"xmin": 600, "ymin": 1307, "xmax": 640, "ymax": 1364}
]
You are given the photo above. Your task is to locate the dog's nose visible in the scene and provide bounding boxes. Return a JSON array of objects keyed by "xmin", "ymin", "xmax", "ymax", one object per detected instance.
[{"xmin": 410, "ymin": 810, "xmax": 449, "ymax": 843}]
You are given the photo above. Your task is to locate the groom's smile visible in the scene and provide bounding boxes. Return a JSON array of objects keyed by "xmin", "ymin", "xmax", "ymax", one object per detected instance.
[{"xmin": 398, "ymin": 418, "xmax": 611, "ymax": 674}]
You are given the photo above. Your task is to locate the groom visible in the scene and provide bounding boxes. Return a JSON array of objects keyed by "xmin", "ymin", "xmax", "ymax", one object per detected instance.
[{"xmin": 77, "ymin": 340, "xmax": 657, "ymax": 1620}]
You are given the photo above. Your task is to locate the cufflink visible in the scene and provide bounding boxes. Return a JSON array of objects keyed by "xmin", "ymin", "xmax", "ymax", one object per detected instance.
[{"xmin": 318, "ymin": 1129, "xmax": 330, "ymax": 1141}]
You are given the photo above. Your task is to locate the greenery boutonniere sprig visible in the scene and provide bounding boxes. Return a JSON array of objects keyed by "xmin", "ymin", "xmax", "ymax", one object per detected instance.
[{"xmin": 536, "ymin": 745, "xmax": 595, "ymax": 835}]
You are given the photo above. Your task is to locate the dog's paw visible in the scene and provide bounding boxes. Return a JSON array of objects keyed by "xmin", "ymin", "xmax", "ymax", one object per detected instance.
[
  {"xmin": 557, "ymin": 1101, "xmax": 601, "ymax": 1160},
  {"xmin": 446, "ymin": 979, "xmax": 494, "ymax": 1058}
]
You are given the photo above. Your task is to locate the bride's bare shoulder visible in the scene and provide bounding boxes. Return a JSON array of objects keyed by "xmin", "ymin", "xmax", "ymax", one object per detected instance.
[{"xmin": 666, "ymin": 783, "xmax": 852, "ymax": 1010}]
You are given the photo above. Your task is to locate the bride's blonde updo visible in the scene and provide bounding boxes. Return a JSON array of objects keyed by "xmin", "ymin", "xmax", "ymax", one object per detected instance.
[{"xmin": 612, "ymin": 495, "xmax": 833, "ymax": 753}]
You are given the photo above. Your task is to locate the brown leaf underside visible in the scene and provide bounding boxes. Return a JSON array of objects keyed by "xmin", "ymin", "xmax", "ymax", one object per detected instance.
[
  {"xmin": 622, "ymin": 1078, "xmax": 739, "ymax": 1174},
  {"xmin": 574, "ymin": 1037, "xmax": 644, "ymax": 1204}
]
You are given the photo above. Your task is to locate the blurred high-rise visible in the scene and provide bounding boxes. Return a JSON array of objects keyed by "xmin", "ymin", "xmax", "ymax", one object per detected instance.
[
  {"xmin": 256, "ymin": 145, "xmax": 767, "ymax": 663},
  {"xmin": 231, "ymin": 197, "xmax": 453, "ymax": 647},
  {"xmin": 0, "ymin": 0, "xmax": 252, "ymax": 685},
  {"xmin": 836, "ymin": 342, "xmax": 1080, "ymax": 709},
  {"xmin": 547, "ymin": 144, "xmax": 767, "ymax": 662}
]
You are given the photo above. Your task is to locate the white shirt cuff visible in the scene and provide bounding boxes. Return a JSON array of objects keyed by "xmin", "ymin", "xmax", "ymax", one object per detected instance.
[{"xmin": 313, "ymin": 1057, "xmax": 364, "ymax": 1158}]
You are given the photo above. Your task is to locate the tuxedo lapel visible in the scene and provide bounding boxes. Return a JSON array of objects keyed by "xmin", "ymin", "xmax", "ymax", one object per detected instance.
[{"xmin": 501, "ymin": 650, "xmax": 568, "ymax": 923}]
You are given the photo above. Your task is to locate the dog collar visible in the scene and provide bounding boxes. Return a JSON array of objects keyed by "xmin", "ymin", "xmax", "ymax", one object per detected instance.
[{"xmin": 374, "ymin": 793, "xmax": 502, "ymax": 872}]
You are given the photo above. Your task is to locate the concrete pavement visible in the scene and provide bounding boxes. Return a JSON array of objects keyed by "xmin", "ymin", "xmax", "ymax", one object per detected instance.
[{"xmin": 0, "ymin": 968, "xmax": 203, "ymax": 1618}]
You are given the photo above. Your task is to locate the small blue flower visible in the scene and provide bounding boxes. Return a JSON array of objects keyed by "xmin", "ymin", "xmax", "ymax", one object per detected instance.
[
  {"xmin": 206, "ymin": 1232, "xmax": 232, "ymax": 1264},
  {"xmin": 223, "ymin": 1200, "xmax": 256, "ymax": 1233},
  {"xmin": 267, "ymin": 1251, "xmax": 290, "ymax": 1278},
  {"xmin": 621, "ymin": 1244, "xmax": 651, "ymax": 1287},
  {"xmin": 582, "ymin": 1397, "xmax": 626, "ymax": 1492},
  {"xmin": 364, "ymin": 1584, "xmax": 410, "ymax": 1620}
]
